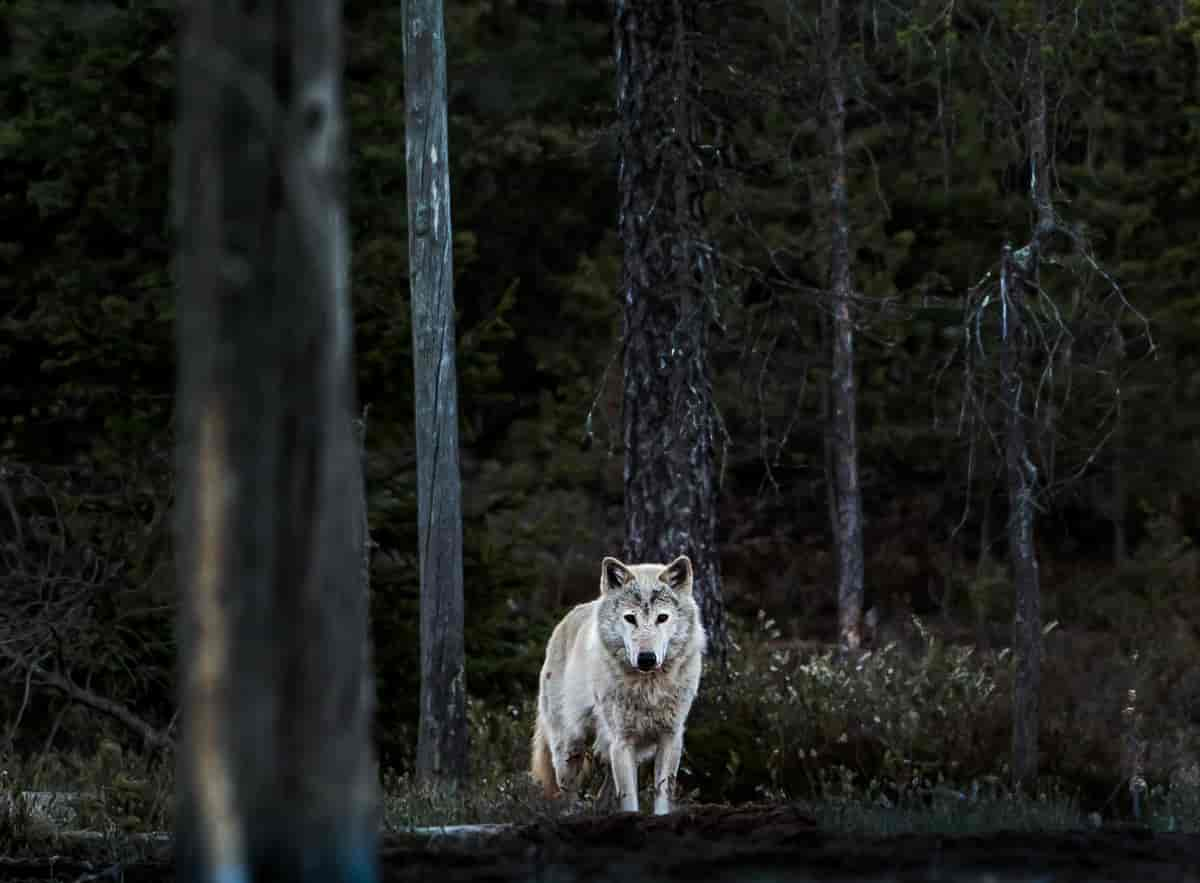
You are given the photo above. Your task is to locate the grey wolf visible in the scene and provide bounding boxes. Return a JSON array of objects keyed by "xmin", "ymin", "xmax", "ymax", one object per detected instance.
[{"xmin": 531, "ymin": 555, "xmax": 706, "ymax": 815}]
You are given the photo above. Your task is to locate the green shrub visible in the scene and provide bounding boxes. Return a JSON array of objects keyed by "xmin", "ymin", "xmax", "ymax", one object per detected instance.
[{"xmin": 685, "ymin": 612, "xmax": 1010, "ymax": 803}]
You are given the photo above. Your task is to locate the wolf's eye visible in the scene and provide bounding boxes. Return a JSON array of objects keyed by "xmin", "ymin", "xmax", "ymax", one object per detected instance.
[
  {"xmin": 624, "ymin": 613, "xmax": 637, "ymax": 625},
  {"xmin": 657, "ymin": 613, "xmax": 669, "ymax": 624}
]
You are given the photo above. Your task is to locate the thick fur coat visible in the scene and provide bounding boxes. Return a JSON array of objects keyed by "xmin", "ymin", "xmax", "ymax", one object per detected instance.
[{"xmin": 530, "ymin": 555, "xmax": 706, "ymax": 815}]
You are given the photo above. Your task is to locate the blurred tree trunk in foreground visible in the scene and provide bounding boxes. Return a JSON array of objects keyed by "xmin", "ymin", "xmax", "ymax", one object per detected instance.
[{"xmin": 173, "ymin": 0, "xmax": 378, "ymax": 880}]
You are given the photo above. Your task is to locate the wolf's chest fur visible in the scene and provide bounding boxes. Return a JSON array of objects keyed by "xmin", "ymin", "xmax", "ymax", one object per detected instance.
[{"xmin": 595, "ymin": 667, "xmax": 693, "ymax": 745}]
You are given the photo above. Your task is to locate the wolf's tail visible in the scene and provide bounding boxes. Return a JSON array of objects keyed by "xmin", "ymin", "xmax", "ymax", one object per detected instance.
[{"xmin": 530, "ymin": 718, "xmax": 558, "ymax": 798}]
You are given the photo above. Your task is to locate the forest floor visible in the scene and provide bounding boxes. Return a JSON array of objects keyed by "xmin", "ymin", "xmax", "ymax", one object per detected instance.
[{"xmin": 2, "ymin": 804, "xmax": 1198, "ymax": 883}]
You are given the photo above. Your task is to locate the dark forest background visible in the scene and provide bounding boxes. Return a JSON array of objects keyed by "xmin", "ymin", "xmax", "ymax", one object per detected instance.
[{"xmin": 3, "ymin": 0, "xmax": 1200, "ymax": 817}]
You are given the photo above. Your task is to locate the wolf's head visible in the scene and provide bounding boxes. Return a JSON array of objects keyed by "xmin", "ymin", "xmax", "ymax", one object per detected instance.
[{"xmin": 596, "ymin": 555, "xmax": 702, "ymax": 673}]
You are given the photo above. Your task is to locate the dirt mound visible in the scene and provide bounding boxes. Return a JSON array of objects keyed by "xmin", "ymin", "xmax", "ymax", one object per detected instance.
[
  {"xmin": 2, "ymin": 805, "xmax": 1197, "ymax": 882},
  {"xmin": 383, "ymin": 804, "xmax": 1200, "ymax": 882}
]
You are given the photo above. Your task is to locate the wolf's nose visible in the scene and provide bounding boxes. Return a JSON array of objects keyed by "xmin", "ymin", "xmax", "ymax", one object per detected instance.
[{"xmin": 636, "ymin": 651, "xmax": 657, "ymax": 671}]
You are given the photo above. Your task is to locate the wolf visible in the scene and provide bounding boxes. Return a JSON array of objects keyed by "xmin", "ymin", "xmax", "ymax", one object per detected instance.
[{"xmin": 531, "ymin": 554, "xmax": 706, "ymax": 815}]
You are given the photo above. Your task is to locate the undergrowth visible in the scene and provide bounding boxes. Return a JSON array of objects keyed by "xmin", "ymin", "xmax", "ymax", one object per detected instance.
[
  {"xmin": 368, "ymin": 610, "xmax": 1200, "ymax": 833},
  {"xmin": 0, "ymin": 739, "xmax": 171, "ymax": 859},
  {"xmin": 2, "ymin": 614, "xmax": 1199, "ymax": 844}
]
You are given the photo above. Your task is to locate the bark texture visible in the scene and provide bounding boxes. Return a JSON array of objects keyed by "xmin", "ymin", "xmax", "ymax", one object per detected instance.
[
  {"xmin": 173, "ymin": 1, "xmax": 378, "ymax": 881},
  {"xmin": 403, "ymin": 0, "xmax": 468, "ymax": 786},
  {"xmin": 1027, "ymin": 0, "xmax": 1055, "ymax": 239},
  {"xmin": 1008, "ymin": 0, "xmax": 1049, "ymax": 791},
  {"xmin": 822, "ymin": 0, "xmax": 864, "ymax": 653},
  {"xmin": 1112, "ymin": 359, "xmax": 1127, "ymax": 566},
  {"xmin": 1002, "ymin": 245, "xmax": 1041, "ymax": 792},
  {"xmin": 614, "ymin": 0, "xmax": 728, "ymax": 671}
]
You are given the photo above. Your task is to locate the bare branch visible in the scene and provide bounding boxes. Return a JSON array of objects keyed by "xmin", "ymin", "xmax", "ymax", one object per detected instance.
[{"xmin": 0, "ymin": 646, "xmax": 172, "ymax": 752}]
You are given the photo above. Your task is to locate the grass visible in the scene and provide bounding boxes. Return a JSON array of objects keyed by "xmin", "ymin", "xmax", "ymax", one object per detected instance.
[
  {"xmin": 380, "ymin": 770, "xmax": 579, "ymax": 830},
  {"xmin": 375, "ymin": 771, "xmax": 1092, "ymax": 836},
  {"xmin": 0, "ymin": 739, "xmax": 173, "ymax": 860}
]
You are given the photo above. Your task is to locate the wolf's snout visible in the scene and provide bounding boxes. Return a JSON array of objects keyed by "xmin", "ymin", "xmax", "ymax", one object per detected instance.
[{"xmin": 636, "ymin": 651, "xmax": 658, "ymax": 671}]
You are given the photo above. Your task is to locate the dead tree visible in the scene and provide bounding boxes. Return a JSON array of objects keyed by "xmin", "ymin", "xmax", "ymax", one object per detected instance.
[
  {"xmin": 614, "ymin": 0, "xmax": 729, "ymax": 671},
  {"xmin": 404, "ymin": 0, "xmax": 468, "ymax": 786},
  {"xmin": 173, "ymin": 1, "xmax": 378, "ymax": 880},
  {"xmin": 957, "ymin": 0, "xmax": 1149, "ymax": 792},
  {"xmin": 821, "ymin": 0, "xmax": 865, "ymax": 653},
  {"xmin": 999, "ymin": 243, "xmax": 1041, "ymax": 791}
]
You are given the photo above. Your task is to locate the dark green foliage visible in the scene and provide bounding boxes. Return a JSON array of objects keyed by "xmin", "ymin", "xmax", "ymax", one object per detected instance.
[{"xmin": 2, "ymin": 1, "xmax": 175, "ymax": 470}]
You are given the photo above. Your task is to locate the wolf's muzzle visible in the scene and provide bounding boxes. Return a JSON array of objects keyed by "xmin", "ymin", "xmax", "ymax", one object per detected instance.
[{"xmin": 636, "ymin": 651, "xmax": 658, "ymax": 672}]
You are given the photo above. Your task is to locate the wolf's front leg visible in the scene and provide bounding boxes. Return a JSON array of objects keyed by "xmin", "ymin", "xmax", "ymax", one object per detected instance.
[
  {"xmin": 609, "ymin": 743, "xmax": 639, "ymax": 813},
  {"xmin": 652, "ymin": 731, "xmax": 683, "ymax": 815}
]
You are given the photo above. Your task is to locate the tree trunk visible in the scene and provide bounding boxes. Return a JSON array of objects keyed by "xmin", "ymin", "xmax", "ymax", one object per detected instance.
[
  {"xmin": 975, "ymin": 484, "xmax": 993, "ymax": 651},
  {"xmin": 1027, "ymin": 0, "xmax": 1055, "ymax": 237},
  {"xmin": 1112, "ymin": 331, "xmax": 1127, "ymax": 567},
  {"xmin": 1001, "ymin": 245, "xmax": 1041, "ymax": 792},
  {"xmin": 1007, "ymin": 0, "xmax": 1050, "ymax": 794},
  {"xmin": 1112, "ymin": 402, "xmax": 1127, "ymax": 566},
  {"xmin": 822, "ymin": 0, "xmax": 865, "ymax": 653},
  {"xmin": 404, "ymin": 0, "xmax": 468, "ymax": 787},
  {"xmin": 173, "ymin": 1, "xmax": 378, "ymax": 881},
  {"xmin": 614, "ymin": 0, "xmax": 728, "ymax": 671}
]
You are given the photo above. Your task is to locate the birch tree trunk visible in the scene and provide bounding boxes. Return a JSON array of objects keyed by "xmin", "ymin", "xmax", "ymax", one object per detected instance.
[
  {"xmin": 404, "ymin": 0, "xmax": 468, "ymax": 787},
  {"xmin": 173, "ymin": 1, "xmax": 378, "ymax": 880},
  {"xmin": 614, "ymin": 0, "xmax": 729, "ymax": 670},
  {"xmin": 822, "ymin": 0, "xmax": 865, "ymax": 652}
]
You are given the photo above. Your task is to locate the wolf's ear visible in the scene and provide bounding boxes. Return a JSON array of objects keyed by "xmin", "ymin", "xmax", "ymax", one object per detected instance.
[
  {"xmin": 659, "ymin": 555, "xmax": 693, "ymax": 595},
  {"xmin": 601, "ymin": 557, "xmax": 634, "ymax": 594}
]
